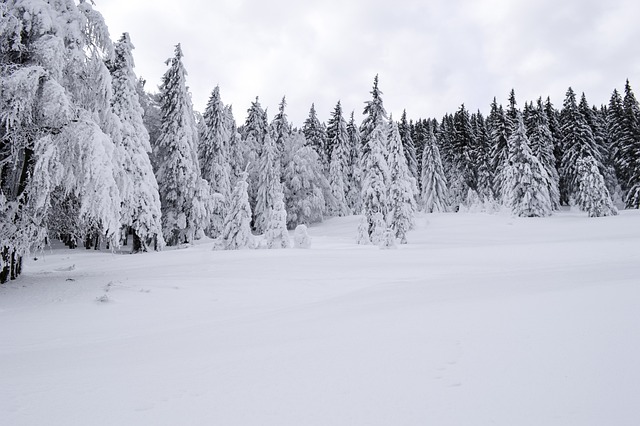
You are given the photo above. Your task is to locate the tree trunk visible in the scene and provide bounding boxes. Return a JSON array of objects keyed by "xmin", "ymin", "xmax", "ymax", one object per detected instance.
[{"xmin": 132, "ymin": 230, "xmax": 143, "ymax": 253}]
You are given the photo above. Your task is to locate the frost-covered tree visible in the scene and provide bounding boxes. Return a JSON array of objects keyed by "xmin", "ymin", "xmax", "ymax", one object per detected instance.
[
  {"xmin": 241, "ymin": 97, "xmax": 268, "ymax": 209},
  {"xmin": 488, "ymin": 98, "xmax": 510, "ymax": 198},
  {"xmin": 621, "ymin": 80, "xmax": 640, "ymax": 208},
  {"xmin": 420, "ymin": 126, "xmax": 450, "ymax": 213},
  {"xmin": 501, "ymin": 114, "xmax": 552, "ymax": 217},
  {"xmin": 254, "ymin": 133, "xmax": 282, "ymax": 234},
  {"xmin": 271, "ymin": 96, "xmax": 291, "ymax": 162},
  {"xmin": 387, "ymin": 121, "xmax": 416, "ymax": 243},
  {"xmin": 346, "ymin": 111, "xmax": 363, "ymax": 212},
  {"xmin": 293, "ymin": 224, "xmax": 311, "ymax": 248},
  {"xmin": 110, "ymin": 32, "xmax": 164, "ymax": 252},
  {"xmin": 361, "ymin": 125, "xmax": 390, "ymax": 239},
  {"xmin": 198, "ymin": 86, "xmax": 232, "ymax": 237},
  {"xmin": 154, "ymin": 44, "xmax": 210, "ymax": 245},
  {"xmin": 219, "ymin": 172, "xmax": 253, "ymax": 250},
  {"xmin": 559, "ymin": 88, "xmax": 602, "ymax": 203},
  {"xmin": 264, "ymin": 191, "xmax": 290, "ymax": 249},
  {"xmin": 355, "ymin": 216, "xmax": 371, "ymax": 245},
  {"xmin": 526, "ymin": 98, "xmax": 561, "ymax": 210},
  {"xmin": 576, "ymin": 156, "xmax": 618, "ymax": 217},
  {"xmin": 282, "ymin": 132, "xmax": 328, "ymax": 228},
  {"xmin": 399, "ymin": 110, "xmax": 419, "ymax": 182},
  {"xmin": 326, "ymin": 101, "xmax": 351, "ymax": 216},
  {"xmin": 1, "ymin": 0, "xmax": 122, "ymax": 281},
  {"xmin": 360, "ymin": 75, "xmax": 388, "ymax": 165},
  {"xmin": 303, "ymin": 103, "xmax": 328, "ymax": 167}
]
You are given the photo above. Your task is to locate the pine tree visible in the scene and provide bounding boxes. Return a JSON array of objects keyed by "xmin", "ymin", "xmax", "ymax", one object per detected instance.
[
  {"xmin": 360, "ymin": 75, "xmax": 388, "ymax": 166},
  {"xmin": 1, "ymin": 0, "xmax": 122, "ymax": 281},
  {"xmin": 254, "ymin": 133, "xmax": 282, "ymax": 234},
  {"xmin": 487, "ymin": 98, "xmax": 510, "ymax": 198},
  {"xmin": 346, "ymin": 111, "xmax": 363, "ymax": 212},
  {"xmin": 576, "ymin": 156, "xmax": 618, "ymax": 217},
  {"xmin": 109, "ymin": 32, "xmax": 164, "ymax": 251},
  {"xmin": 264, "ymin": 190, "xmax": 290, "ymax": 249},
  {"xmin": 326, "ymin": 101, "xmax": 351, "ymax": 216},
  {"xmin": 241, "ymin": 97, "xmax": 268, "ymax": 212},
  {"xmin": 219, "ymin": 171, "xmax": 254, "ymax": 250},
  {"xmin": 621, "ymin": 80, "xmax": 640, "ymax": 208},
  {"xmin": 420, "ymin": 126, "xmax": 450, "ymax": 213},
  {"xmin": 470, "ymin": 111, "xmax": 493, "ymax": 200},
  {"xmin": 361, "ymin": 125, "xmax": 390, "ymax": 240},
  {"xmin": 559, "ymin": 88, "xmax": 602, "ymax": 203},
  {"xmin": 282, "ymin": 132, "xmax": 327, "ymax": 228},
  {"xmin": 398, "ymin": 110, "xmax": 419, "ymax": 182},
  {"xmin": 154, "ymin": 44, "xmax": 210, "ymax": 245},
  {"xmin": 303, "ymin": 103, "xmax": 328, "ymax": 167},
  {"xmin": 387, "ymin": 121, "xmax": 416, "ymax": 243},
  {"xmin": 525, "ymin": 98, "xmax": 561, "ymax": 210},
  {"xmin": 271, "ymin": 96, "xmax": 291, "ymax": 161},
  {"xmin": 501, "ymin": 114, "xmax": 552, "ymax": 217},
  {"xmin": 198, "ymin": 86, "xmax": 232, "ymax": 237}
]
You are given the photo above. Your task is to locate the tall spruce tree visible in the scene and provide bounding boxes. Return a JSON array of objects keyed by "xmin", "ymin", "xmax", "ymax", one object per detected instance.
[
  {"xmin": 219, "ymin": 171, "xmax": 253, "ymax": 250},
  {"xmin": 110, "ymin": 32, "xmax": 164, "ymax": 251},
  {"xmin": 621, "ymin": 80, "xmax": 640, "ymax": 208},
  {"xmin": 254, "ymin": 133, "xmax": 283, "ymax": 234},
  {"xmin": 154, "ymin": 44, "xmax": 210, "ymax": 245},
  {"xmin": 198, "ymin": 85, "xmax": 232, "ymax": 237},
  {"xmin": 501, "ymin": 114, "xmax": 552, "ymax": 217},
  {"xmin": 303, "ymin": 103, "xmax": 328, "ymax": 168},
  {"xmin": 398, "ymin": 110, "xmax": 419, "ymax": 182},
  {"xmin": 387, "ymin": 121, "xmax": 416, "ymax": 243},
  {"xmin": 420, "ymin": 126, "xmax": 450, "ymax": 213},
  {"xmin": 346, "ymin": 111, "xmax": 363, "ymax": 212},
  {"xmin": 559, "ymin": 88, "xmax": 602, "ymax": 203},
  {"xmin": 488, "ymin": 98, "xmax": 510, "ymax": 198},
  {"xmin": 576, "ymin": 156, "xmax": 618, "ymax": 217},
  {"xmin": 326, "ymin": 101, "xmax": 351, "ymax": 216}
]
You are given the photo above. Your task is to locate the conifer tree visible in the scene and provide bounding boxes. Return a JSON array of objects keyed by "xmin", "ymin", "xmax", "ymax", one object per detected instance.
[
  {"xmin": 264, "ymin": 191, "xmax": 290, "ymax": 249},
  {"xmin": 271, "ymin": 96, "xmax": 291, "ymax": 161},
  {"xmin": 420, "ymin": 127, "xmax": 450, "ymax": 213},
  {"xmin": 361, "ymin": 125, "xmax": 390, "ymax": 239},
  {"xmin": 387, "ymin": 121, "xmax": 416, "ymax": 243},
  {"xmin": 198, "ymin": 86, "xmax": 232, "ymax": 237},
  {"xmin": 576, "ymin": 156, "xmax": 618, "ymax": 217},
  {"xmin": 501, "ymin": 114, "xmax": 552, "ymax": 217},
  {"xmin": 621, "ymin": 80, "xmax": 640, "ymax": 208},
  {"xmin": 241, "ymin": 97, "xmax": 269, "ymax": 210},
  {"xmin": 282, "ymin": 132, "xmax": 328, "ymax": 228},
  {"xmin": 487, "ymin": 98, "xmax": 510, "ymax": 198},
  {"xmin": 154, "ymin": 44, "xmax": 210, "ymax": 245},
  {"xmin": 559, "ymin": 88, "xmax": 602, "ymax": 203},
  {"xmin": 346, "ymin": 112, "xmax": 363, "ymax": 212},
  {"xmin": 525, "ymin": 98, "xmax": 561, "ymax": 210},
  {"xmin": 360, "ymin": 75, "xmax": 388, "ymax": 165},
  {"xmin": 110, "ymin": 33, "xmax": 164, "ymax": 251},
  {"xmin": 219, "ymin": 171, "xmax": 253, "ymax": 250},
  {"xmin": 399, "ymin": 110, "xmax": 419, "ymax": 182},
  {"xmin": 326, "ymin": 101, "xmax": 351, "ymax": 216},
  {"xmin": 303, "ymin": 103, "xmax": 328, "ymax": 167},
  {"xmin": 470, "ymin": 111, "xmax": 493, "ymax": 200},
  {"xmin": 254, "ymin": 133, "xmax": 282, "ymax": 234}
]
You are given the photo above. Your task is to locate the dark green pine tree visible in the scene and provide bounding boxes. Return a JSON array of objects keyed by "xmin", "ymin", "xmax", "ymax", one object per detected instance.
[
  {"xmin": 607, "ymin": 89, "xmax": 627, "ymax": 184},
  {"xmin": 559, "ymin": 88, "xmax": 602, "ymax": 203},
  {"xmin": 621, "ymin": 80, "xmax": 640, "ymax": 207},
  {"xmin": 506, "ymin": 89, "xmax": 519, "ymax": 136},
  {"xmin": 487, "ymin": 98, "xmax": 509, "ymax": 198},
  {"xmin": 525, "ymin": 98, "xmax": 561, "ymax": 209},
  {"xmin": 398, "ymin": 110, "xmax": 419, "ymax": 182},
  {"xmin": 544, "ymin": 97, "xmax": 564, "ymax": 201},
  {"xmin": 303, "ymin": 103, "xmax": 328, "ymax": 168},
  {"xmin": 470, "ymin": 110, "xmax": 493, "ymax": 200}
]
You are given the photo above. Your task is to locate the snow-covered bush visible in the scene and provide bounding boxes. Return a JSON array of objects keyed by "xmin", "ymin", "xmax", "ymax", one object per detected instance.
[{"xmin": 293, "ymin": 225, "xmax": 312, "ymax": 249}]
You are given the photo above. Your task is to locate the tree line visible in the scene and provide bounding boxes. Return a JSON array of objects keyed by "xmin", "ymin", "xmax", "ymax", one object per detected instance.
[{"xmin": 1, "ymin": 0, "xmax": 639, "ymax": 282}]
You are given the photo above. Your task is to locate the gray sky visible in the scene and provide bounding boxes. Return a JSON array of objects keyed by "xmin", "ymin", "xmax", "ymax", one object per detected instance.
[{"xmin": 99, "ymin": 0, "xmax": 640, "ymax": 127}]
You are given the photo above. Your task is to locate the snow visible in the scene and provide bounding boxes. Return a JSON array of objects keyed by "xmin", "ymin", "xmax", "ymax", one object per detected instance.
[{"xmin": 1, "ymin": 210, "xmax": 639, "ymax": 425}]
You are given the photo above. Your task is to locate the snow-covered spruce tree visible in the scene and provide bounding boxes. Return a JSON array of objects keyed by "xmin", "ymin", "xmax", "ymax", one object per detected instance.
[
  {"xmin": 451, "ymin": 104, "xmax": 477, "ymax": 203},
  {"xmin": 501, "ymin": 114, "xmax": 553, "ymax": 217},
  {"xmin": 225, "ymin": 105, "xmax": 244, "ymax": 183},
  {"xmin": 153, "ymin": 44, "xmax": 210, "ymax": 245},
  {"xmin": 576, "ymin": 156, "xmax": 618, "ymax": 217},
  {"xmin": 470, "ymin": 111, "xmax": 493, "ymax": 201},
  {"xmin": 1, "ymin": 0, "xmax": 122, "ymax": 281},
  {"xmin": 525, "ymin": 98, "xmax": 561, "ymax": 210},
  {"xmin": 293, "ymin": 224, "xmax": 311, "ymax": 248},
  {"xmin": 387, "ymin": 120, "xmax": 416, "ymax": 244},
  {"xmin": 254, "ymin": 133, "xmax": 283, "ymax": 234},
  {"xmin": 326, "ymin": 101, "xmax": 351, "ymax": 216},
  {"xmin": 282, "ymin": 131, "xmax": 328, "ymax": 228},
  {"xmin": 621, "ymin": 80, "xmax": 640, "ymax": 208},
  {"xmin": 346, "ymin": 111, "xmax": 363, "ymax": 213},
  {"xmin": 399, "ymin": 110, "xmax": 419, "ymax": 183},
  {"xmin": 264, "ymin": 190, "xmax": 290, "ymax": 249},
  {"xmin": 219, "ymin": 171, "xmax": 253, "ymax": 250},
  {"xmin": 109, "ymin": 32, "xmax": 164, "ymax": 252},
  {"xmin": 198, "ymin": 85, "xmax": 232, "ymax": 237},
  {"xmin": 303, "ymin": 103, "xmax": 328, "ymax": 168},
  {"xmin": 487, "ymin": 98, "xmax": 510, "ymax": 198},
  {"xmin": 355, "ymin": 216, "xmax": 371, "ymax": 245},
  {"xmin": 361, "ymin": 124, "xmax": 390, "ymax": 241},
  {"xmin": 241, "ymin": 97, "xmax": 269, "ymax": 211},
  {"xmin": 559, "ymin": 88, "xmax": 603, "ymax": 203},
  {"xmin": 420, "ymin": 126, "xmax": 450, "ymax": 213},
  {"xmin": 360, "ymin": 75, "xmax": 388, "ymax": 166},
  {"xmin": 271, "ymin": 96, "xmax": 292, "ymax": 162}
]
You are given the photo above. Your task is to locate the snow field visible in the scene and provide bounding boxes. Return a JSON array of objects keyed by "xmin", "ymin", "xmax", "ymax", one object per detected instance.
[{"xmin": 1, "ymin": 210, "xmax": 639, "ymax": 425}]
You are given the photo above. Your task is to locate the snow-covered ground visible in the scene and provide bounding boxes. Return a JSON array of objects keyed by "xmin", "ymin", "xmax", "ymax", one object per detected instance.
[{"xmin": 1, "ymin": 210, "xmax": 639, "ymax": 426}]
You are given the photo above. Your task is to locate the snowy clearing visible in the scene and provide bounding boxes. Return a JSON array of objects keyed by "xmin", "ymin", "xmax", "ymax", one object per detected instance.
[{"xmin": 1, "ymin": 211, "xmax": 639, "ymax": 426}]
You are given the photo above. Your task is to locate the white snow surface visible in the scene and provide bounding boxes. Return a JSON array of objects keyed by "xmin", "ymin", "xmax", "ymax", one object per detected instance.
[{"xmin": 1, "ymin": 210, "xmax": 639, "ymax": 425}]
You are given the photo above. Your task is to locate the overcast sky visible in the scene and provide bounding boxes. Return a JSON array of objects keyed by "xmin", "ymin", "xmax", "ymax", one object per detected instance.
[{"xmin": 98, "ymin": 0, "xmax": 640, "ymax": 127}]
